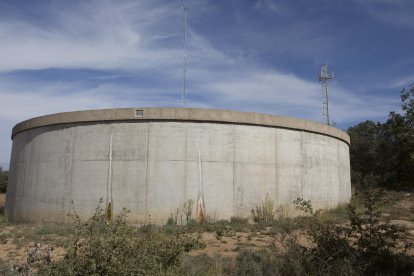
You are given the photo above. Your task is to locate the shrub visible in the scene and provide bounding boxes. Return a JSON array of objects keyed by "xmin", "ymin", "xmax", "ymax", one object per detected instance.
[
  {"xmin": 167, "ymin": 199, "xmax": 195, "ymax": 226},
  {"xmin": 287, "ymin": 198, "xmax": 354, "ymax": 275},
  {"xmin": 37, "ymin": 200, "xmax": 202, "ymax": 275},
  {"xmin": 251, "ymin": 194, "xmax": 276, "ymax": 223},
  {"xmin": 235, "ymin": 249, "xmax": 278, "ymax": 276},
  {"xmin": 277, "ymin": 191, "xmax": 414, "ymax": 275},
  {"xmin": 347, "ymin": 190, "xmax": 414, "ymax": 275},
  {"xmin": 229, "ymin": 216, "xmax": 250, "ymax": 232},
  {"xmin": 179, "ymin": 254, "xmax": 229, "ymax": 276}
]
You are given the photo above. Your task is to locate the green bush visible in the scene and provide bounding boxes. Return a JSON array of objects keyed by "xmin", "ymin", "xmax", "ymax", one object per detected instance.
[
  {"xmin": 235, "ymin": 249, "xmax": 278, "ymax": 276},
  {"xmin": 285, "ymin": 198, "xmax": 355, "ymax": 275},
  {"xmin": 179, "ymin": 254, "xmax": 232, "ymax": 276},
  {"xmin": 37, "ymin": 200, "xmax": 202, "ymax": 275},
  {"xmin": 251, "ymin": 194, "xmax": 276, "ymax": 223},
  {"xmin": 346, "ymin": 190, "xmax": 414, "ymax": 275},
  {"xmin": 277, "ymin": 191, "xmax": 414, "ymax": 275}
]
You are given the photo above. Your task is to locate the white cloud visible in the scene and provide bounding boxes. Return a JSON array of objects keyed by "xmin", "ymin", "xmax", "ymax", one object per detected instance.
[
  {"xmin": 0, "ymin": 0, "xmax": 183, "ymax": 72},
  {"xmin": 0, "ymin": 89, "xmax": 110, "ymax": 122},
  {"xmin": 0, "ymin": 0, "xmax": 404, "ymax": 169}
]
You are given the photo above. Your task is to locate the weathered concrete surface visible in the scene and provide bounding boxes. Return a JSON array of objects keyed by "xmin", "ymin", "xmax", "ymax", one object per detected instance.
[
  {"xmin": 12, "ymin": 108, "xmax": 350, "ymax": 144},
  {"xmin": 6, "ymin": 108, "xmax": 351, "ymax": 224}
]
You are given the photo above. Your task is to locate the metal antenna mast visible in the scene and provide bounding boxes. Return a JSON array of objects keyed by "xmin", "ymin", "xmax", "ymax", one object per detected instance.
[
  {"xmin": 181, "ymin": 4, "xmax": 189, "ymax": 108},
  {"xmin": 318, "ymin": 63, "xmax": 334, "ymax": 125}
]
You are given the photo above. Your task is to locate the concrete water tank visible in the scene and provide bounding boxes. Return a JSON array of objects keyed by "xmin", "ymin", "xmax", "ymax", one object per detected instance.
[{"xmin": 6, "ymin": 108, "xmax": 351, "ymax": 224}]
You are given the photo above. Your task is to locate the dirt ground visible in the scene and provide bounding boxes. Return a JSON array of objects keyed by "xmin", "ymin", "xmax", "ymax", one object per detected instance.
[
  {"xmin": 0, "ymin": 191, "xmax": 413, "ymax": 272},
  {"xmin": 190, "ymin": 231, "xmax": 274, "ymax": 258}
]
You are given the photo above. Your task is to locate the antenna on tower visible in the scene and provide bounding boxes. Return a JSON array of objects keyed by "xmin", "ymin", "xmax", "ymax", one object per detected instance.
[
  {"xmin": 181, "ymin": 4, "xmax": 189, "ymax": 108},
  {"xmin": 318, "ymin": 63, "xmax": 334, "ymax": 125}
]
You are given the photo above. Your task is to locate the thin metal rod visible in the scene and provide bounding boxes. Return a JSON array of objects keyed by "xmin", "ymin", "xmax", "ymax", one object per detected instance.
[
  {"xmin": 325, "ymin": 84, "xmax": 330, "ymax": 125},
  {"xmin": 181, "ymin": 5, "xmax": 189, "ymax": 108}
]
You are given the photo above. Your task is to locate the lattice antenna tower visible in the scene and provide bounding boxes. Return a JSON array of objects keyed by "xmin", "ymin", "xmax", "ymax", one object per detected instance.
[
  {"xmin": 181, "ymin": 4, "xmax": 189, "ymax": 108},
  {"xmin": 318, "ymin": 63, "xmax": 334, "ymax": 125}
]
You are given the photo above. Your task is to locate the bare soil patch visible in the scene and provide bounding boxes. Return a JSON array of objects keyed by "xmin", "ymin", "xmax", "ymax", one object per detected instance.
[{"xmin": 190, "ymin": 231, "xmax": 275, "ymax": 258}]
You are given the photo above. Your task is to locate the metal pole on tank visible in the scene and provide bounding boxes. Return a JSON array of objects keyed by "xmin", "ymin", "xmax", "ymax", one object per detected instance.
[{"xmin": 181, "ymin": 4, "xmax": 189, "ymax": 108}]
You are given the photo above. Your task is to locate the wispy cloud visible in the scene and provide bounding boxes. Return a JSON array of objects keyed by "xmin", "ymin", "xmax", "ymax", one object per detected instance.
[
  {"xmin": 0, "ymin": 0, "xmax": 410, "ymax": 169},
  {"xmin": 351, "ymin": 0, "xmax": 414, "ymax": 29},
  {"xmin": 0, "ymin": 1, "xmax": 183, "ymax": 72},
  {"xmin": 254, "ymin": 0, "xmax": 283, "ymax": 14},
  {"xmin": 387, "ymin": 75, "xmax": 414, "ymax": 89},
  {"xmin": 0, "ymin": 0, "xmax": 333, "ymax": 121}
]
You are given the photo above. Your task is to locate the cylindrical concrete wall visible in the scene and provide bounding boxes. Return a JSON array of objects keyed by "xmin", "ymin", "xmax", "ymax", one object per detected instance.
[{"xmin": 6, "ymin": 108, "xmax": 351, "ymax": 224}]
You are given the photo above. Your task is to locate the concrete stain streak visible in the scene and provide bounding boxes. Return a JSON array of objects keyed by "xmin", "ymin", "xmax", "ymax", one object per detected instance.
[{"xmin": 196, "ymin": 136, "xmax": 206, "ymax": 224}]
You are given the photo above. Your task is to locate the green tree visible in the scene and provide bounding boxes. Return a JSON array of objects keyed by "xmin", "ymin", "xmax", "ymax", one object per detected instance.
[
  {"xmin": 347, "ymin": 120, "xmax": 381, "ymax": 187},
  {"xmin": 0, "ymin": 167, "xmax": 7, "ymax": 193},
  {"xmin": 347, "ymin": 84, "xmax": 414, "ymax": 191},
  {"xmin": 379, "ymin": 85, "xmax": 414, "ymax": 190}
]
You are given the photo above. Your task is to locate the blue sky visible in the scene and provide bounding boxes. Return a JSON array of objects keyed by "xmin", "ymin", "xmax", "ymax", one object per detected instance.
[{"xmin": 0, "ymin": 0, "xmax": 413, "ymax": 169}]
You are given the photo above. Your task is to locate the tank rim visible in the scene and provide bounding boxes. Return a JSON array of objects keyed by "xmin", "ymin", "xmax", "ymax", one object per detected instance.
[{"xmin": 11, "ymin": 107, "xmax": 350, "ymax": 145}]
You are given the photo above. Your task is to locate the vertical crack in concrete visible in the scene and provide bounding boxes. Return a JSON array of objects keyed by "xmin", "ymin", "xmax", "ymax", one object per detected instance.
[
  {"xmin": 300, "ymin": 131, "xmax": 305, "ymax": 199},
  {"xmin": 106, "ymin": 132, "xmax": 113, "ymax": 220},
  {"xmin": 145, "ymin": 123, "xmax": 151, "ymax": 223},
  {"xmin": 232, "ymin": 126, "xmax": 236, "ymax": 217},
  {"xmin": 196, "ymin": 136, "xmax": 205, "ymax": 224},
  {"xmin": 65, "ymin": 128, "xmax": 75, "ymax": 222},
  {"xmin": 337, "ymin": 140, "xmax": 341, "ymax": 203},
  {"xmin": 68, "ymin": 127, "xmax": 78, "ymax": 221},
  {"xmin": 274, "ymin": 129, "xmax": 278, "ymax": 207},
  {"xmin": 184, "ymin": 126, "xmax": 188, "ymax": 201}
]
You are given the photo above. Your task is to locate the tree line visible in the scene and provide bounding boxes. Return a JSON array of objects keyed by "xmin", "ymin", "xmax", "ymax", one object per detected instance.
[{"xmin": 347, "ymin": 84, "xmax": 414, "ymax": 191}]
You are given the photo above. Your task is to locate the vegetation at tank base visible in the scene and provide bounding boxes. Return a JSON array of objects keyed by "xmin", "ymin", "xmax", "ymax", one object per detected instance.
[
  {"xmin": 251, "ymin": 194, "xmax": 276, "ymax": 223},
  {"xmin": 167, "ymin": 199, "xmax": 195, "ymax": 227},
  {"xmin": 280, "ymin": 192, "xmax": 414, "ymax": 275},
  {"xmin": 35, "ymin": 199, "xmax": 204, "ymax": 276},
  {"xmin": 348, "ymin": 84, "xmax": 414, "ymax": 191},
  {"xmin": 0, "ymin": 190, "xmax": 413, "ymax": 275},
  {"xmin": 155, "ymin": 193, "xmax": 413, "ymax": 275},
  {"xmin": 0, "ymin": 167, "xmax": 8, "ymax": 193},
  {"xmin": 177, "ymin": 191, "xmax": 414, "ymax": 276}
]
